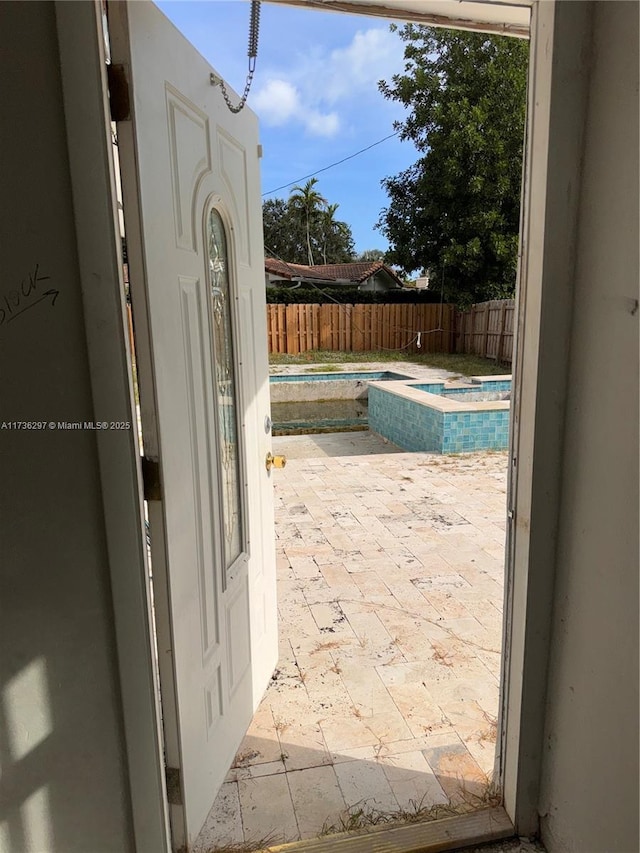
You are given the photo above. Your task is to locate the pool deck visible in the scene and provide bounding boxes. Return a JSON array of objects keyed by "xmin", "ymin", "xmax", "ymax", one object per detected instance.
[
  {"xmin": 269, "ymin": 361, "xmax": 456, "ymax": 381},
  {"xmin": 195, "ymin": 431, "xmax": 508, "ymax": 851}
]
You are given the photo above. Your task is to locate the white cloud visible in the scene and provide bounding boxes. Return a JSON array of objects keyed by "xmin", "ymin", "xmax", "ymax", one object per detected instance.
[
  {"xmin": 252, "ymin": 79, "xmax": 300, "ymax": 125},
  {"xmin": 251, "ymin": 26, "xmax": 402, "ymax": 135},
  {"xmin": 303, "ymin": 109, "xmax": 340, "ymax": 137},
  {"xmin": 322, "ymin": 28, "xmax": 401, "ymax": 104},
  {"xmin": 252, "ymin": 77, "xmax": 340, "ymax": 137}
]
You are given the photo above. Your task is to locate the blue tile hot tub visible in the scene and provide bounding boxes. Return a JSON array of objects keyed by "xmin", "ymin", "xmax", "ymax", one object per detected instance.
[{"xmin": 368, "ymin": 376, "xmax": 511, "ymax": 453}]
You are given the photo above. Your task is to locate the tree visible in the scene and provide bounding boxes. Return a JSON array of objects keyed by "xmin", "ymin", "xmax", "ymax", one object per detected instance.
[
  {"xmin": 289, "ymin": 178, "xmax": 328, "ymax": 265},
  {"xmin": 263, "ymin": 182, "xmax": 355, "ymax": 266},
  {"xmin": 377, "ymin": 26, "xmax": 529, "ymax": 307},
  {"xmin": 262, "ymin": 198, "xmax": 307, "ymax": 263},
  {"xmin": 355, "ymin": 248, "xmax": 385, "ymax": 263},
  {"xmin": 317, "ymin": 203, "xmax": 355, "ymax": 264}
]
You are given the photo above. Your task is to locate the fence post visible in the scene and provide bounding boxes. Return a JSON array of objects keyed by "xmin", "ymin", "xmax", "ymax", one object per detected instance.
[
  {"xmin": 285, "ymin": 304, "xmax": 298, "ymax": 355},
  {"xmin": 312, "ymin": 303, "xmax": 319, "ymax": 351},
  {"xmin": 277, "ymin": 304, "xmax": 284, "ymax": 353},
  {"xmin": 446, "ymin": 305, "xmax": 454, "ymax": 353},
  {"xmin": 319, "ymin": 304, "xmax": 329, "ymax": 350},
  {"xmin": 352, "ymin": 304, "xmax": 364, "ymax": 351},
  {"xmin": 340, "ymin": 304, "xmax": 349, "ymax": 351},
  {"xmin": 481, "ymin": 303, "xmax": 489, "ymax": 357},
  {"xmin": 497, "ymin": 301, "xmax": 507, "ymax": 363}
]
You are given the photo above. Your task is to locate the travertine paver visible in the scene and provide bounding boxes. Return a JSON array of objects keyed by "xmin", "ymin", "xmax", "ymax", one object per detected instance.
[
  {"xmin": 287, "ymin": 765, "xmax": 346, "ymax": 837},
  {"xmin": 194, "ymin": 782, "xmax": 243, "ymax": 849},
  {"xmin": 237, "ymin": 772, "xmax": 298, "ymax": 845},
  {"xmin": 195, "ymin": 430, "xmax": 508, "ymax": 851}
]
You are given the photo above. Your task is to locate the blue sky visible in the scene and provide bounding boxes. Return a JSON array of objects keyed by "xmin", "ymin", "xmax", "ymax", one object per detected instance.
[{"xmin": 155, "ymin": 1, "xmax": 418, "ymax": 254}]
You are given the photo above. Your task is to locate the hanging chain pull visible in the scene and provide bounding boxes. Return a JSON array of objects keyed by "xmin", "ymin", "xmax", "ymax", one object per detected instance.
[{"xmin": 210, "ymin": 1, "xmax": 261, "ymax": 114}]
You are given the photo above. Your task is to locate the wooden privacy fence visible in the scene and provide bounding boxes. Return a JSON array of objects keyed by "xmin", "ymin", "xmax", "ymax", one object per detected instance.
[
  {"xmin": 267, "ymin": 303, "xmax": 456, "ymax": 355},
  {"xmin": 454, "ymin": 299, "xmax": 515, "ymax": 363}
]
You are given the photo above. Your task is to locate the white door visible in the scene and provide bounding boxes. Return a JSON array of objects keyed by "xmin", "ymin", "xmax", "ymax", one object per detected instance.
[{"xmin": 109, "ymin": 2, "xmax": 278, "ymax": 847}]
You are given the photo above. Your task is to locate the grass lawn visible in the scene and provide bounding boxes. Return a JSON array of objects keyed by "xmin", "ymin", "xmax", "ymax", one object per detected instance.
[{"xmin": 269, "ymin": 349, "xmax": 510, "ymax": 378}]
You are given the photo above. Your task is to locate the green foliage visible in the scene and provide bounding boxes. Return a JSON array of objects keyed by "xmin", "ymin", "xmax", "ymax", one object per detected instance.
[
  {"xmin": 266, "ymin": 286, "xmax": 442, "ymax": 304},
  {"xmin": 263, "ymin": 179, "xmax": 355, "ymax": 266},
  {"xmin": 378, "ymin": 26, "xmax": 529, "ymax": 307}
]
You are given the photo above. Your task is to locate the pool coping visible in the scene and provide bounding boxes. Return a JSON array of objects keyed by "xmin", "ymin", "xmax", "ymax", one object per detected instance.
[
  {"xmin": 269, "ymin": 371, "xmax": 417, "ymax": 404},
  {"xmin": 269, "ymin": 370, "xmax": 415, "ymax": 382},
  {"xmin": 368, "ymin": 375, "xmax": 511, "ymax": 414}
]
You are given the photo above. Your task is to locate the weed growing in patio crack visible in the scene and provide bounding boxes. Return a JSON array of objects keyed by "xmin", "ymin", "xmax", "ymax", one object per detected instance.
[
  {"xmin": 475, "ymin": 710, "xmax": 498, "ymax": 744},
  {"xmin": 310, "ymin": 639, "xmax": 345, "ymax": 654},
  {"xmin": 273, "ymin": 716, "xmax": 289, "ymax": 736},
  {"xmin": 320, "ymin": 777, "xmax": 502, "ymax": 838},
  {"xmin": 338, "ymin": 597, "xmax": 501, "ymax": 656},
  {"xmin": 432, "ymin": 643, "xmax": 455, "ymax": 667},
  {"xmin": 371, "ymin": 737, "xmax": 388, "ymax": 760},
  {"xmin": 232, "ymin": 749, "xmax": 261, "ymax": 767},
  {"xmin": 199, "ymin": 833, "xmax": 279, "ymax": 853}
]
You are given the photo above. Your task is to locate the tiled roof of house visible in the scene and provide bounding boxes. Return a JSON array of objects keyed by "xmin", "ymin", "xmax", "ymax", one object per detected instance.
[
  {"xmin": 264, "ymin": 258, "xmax": 331, "ymax": 281},
  {"xmin": 265, "ymin": 258, "xmax": 403, "ymax": 287},
  {"xmin": 306, "ymin": 261, "xmax": 385, "ymax": 283}
]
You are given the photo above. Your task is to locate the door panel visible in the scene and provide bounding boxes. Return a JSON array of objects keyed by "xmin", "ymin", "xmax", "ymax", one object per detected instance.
[
  {"xmin": 166, "ymin": 86, "xmax": 211, "ymax": 253},
  {"xmin": 109, "ymin": 2, "xmax": 278, "ymax": 847}
]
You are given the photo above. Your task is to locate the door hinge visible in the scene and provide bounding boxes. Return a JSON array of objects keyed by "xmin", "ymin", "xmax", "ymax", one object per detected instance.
[
  {"xmin": 107, "ymin": 63, "xmax": 131, "ymax": 122},
  {"xmin": 257, "ymin": 143, "xmax": 263, "ymax": 159},
  {"xmin": 141, "ymin": 456, "xmax": 162, "ymax": 501},
  {"xmin": 165, "ymin": 767, "xmax": 183, "ymax": 806}
]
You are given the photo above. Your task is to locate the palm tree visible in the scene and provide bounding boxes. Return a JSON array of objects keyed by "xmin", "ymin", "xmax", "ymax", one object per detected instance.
[
  {"xmin": 319, "ymin": 202, "xmax": 340, "ymax": 264},
  {"xmin": 289, "ymin": 178, "xmax": 327, "ymax": 265}
]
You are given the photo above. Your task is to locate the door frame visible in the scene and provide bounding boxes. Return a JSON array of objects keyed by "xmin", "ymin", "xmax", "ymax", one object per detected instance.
[
  {"xmin": 498, "ymin": 0, "xmax": 593, "ymax": 835},
  {"xmin": 55, "ymin": 0, "xmax": 588, "ymax": 849},
  {"xmin": 55, "ymin": 3, "xmax": 171, "ymax": 852}
]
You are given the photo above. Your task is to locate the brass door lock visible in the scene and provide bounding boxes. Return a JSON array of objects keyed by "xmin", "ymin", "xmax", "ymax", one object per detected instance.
[{"xmin": 265, "ymin": 452, "xmax": 286, "ymax": 472}]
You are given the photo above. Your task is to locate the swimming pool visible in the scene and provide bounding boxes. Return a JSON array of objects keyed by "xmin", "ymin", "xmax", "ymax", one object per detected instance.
[
  {"xmin": 368, "ymin": 376, "xmax": 512, "ymax": 453},
  {"xmin": 271, "ymin": 399, "xmax": 368, "ymax": 435},
  {"xmin": 269, "ymin": 370, "xmax": 413, "ymax": 403}
]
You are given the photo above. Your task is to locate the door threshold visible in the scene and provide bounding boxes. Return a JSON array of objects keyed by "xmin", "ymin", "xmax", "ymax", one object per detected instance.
[{"xmin": 268, "ymin": 806, "xmax": 513, "ymax": 853}]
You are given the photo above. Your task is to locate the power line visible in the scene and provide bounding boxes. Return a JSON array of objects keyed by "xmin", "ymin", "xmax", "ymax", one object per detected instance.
[{"xmin": 262, "ymin": 131, "xmax": 401, "ymax": 197}]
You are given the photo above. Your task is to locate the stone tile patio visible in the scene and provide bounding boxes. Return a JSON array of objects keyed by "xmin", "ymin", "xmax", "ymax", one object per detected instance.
[{"xmin": 195, "ymin": 431, "xmax": 508, "ymax": 852}]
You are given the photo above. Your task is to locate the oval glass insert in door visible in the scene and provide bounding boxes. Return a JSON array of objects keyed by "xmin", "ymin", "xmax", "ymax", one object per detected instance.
[{"xmin": 207, "ymin": 208, "xmax": 245, "ymax": 573}]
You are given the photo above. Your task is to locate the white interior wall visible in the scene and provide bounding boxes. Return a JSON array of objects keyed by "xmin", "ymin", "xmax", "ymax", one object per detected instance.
[
  {"xmin": 539, "ymin": 3, "xmax": 639, "ymax": 851},
  {"xmin": 0, "ymin": 4, "xmax": 134, "ymax": 851}
]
